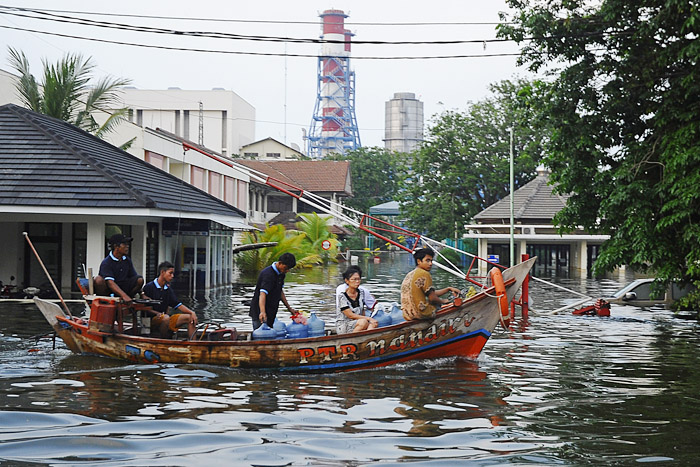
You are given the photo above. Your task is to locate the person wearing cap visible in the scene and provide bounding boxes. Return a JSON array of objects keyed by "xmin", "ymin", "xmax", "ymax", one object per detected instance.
[{"xmin": 94, "ymin": 233, "xmax": 144, "ymax": 303}]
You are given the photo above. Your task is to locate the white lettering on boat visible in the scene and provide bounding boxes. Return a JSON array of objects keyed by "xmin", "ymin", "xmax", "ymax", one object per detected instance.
[{"xmin": 296, "ymin": 312, "xmax": 477, "ymax": 364}]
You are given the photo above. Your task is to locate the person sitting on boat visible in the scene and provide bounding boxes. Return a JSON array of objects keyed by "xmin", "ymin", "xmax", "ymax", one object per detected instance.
[
  {"xmin": 94, "ymin": 234, "xmax": 144, "ymax": 303},
  {"xmin": 249, "ymin": 253, "xmax": 298, "ymax": 330},
  {"xmin": 336, "ymin": 266, "xmax": 378, "ymax": 334},
  {"xmin": 335, "ymin": 265, "xmax": 377, "ymax": 312},
  {"xmin": 141, "ymin": 261, "xmax": 198, "ymax": 338},
  {"xmin": 401, "ymin": 247, "xmax": 460, "ymax": 320}
]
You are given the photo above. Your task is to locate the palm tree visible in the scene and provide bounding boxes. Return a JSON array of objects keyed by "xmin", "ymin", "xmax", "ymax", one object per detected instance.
[
  {"xmin": 7, "ymin": 47, "xmax": 133, "ymax": 147},
  {"xmin": 295, "ymin": 212, "xmax": 339, "ymax": 264}
]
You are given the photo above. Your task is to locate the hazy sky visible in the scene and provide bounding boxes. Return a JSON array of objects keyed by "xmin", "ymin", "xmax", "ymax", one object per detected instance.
[{"xmin": 0, "ymin": 1, "xmax": 526, "ymax": 150}]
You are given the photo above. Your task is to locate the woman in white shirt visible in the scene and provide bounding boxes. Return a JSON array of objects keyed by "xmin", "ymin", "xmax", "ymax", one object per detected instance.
[{"xmin": 336, "ymin": 266, "xmax": 378, "ymax": 334}]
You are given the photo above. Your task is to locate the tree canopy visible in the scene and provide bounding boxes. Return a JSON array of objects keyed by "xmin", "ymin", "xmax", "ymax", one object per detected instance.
[
  {"xmin": 499, "ymin": 0, "xmax": 700, "ymax": 307},
  {"xmin": 326, "ymin": 147, "xmax": 403, "ymax": 215},
  {"xmin": 8, "ymin": 47, "xmax": 132, "ymax": 145},
  {"xmin": 398, "ymin": 79, "xmax": 547, "ymax": 240}
]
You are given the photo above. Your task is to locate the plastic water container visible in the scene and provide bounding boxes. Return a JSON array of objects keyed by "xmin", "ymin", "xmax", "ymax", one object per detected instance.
[
  {"xmin": 389, "ymin": 302, "xmax": 405, "ymax": 325},
  {"xmin": 374, "ymin": 306, "xmax": 393, "ymax": 327},
  {"xmin": 252, "ymin": 322, "xmax": 277, "ymax": 341},
  {"xmin": 286, "ymin": 320, "xmax": 308, "ymax": 339},
  {"xmin": 307, "ymin": 312, "xmax": 325, "ymax": 337},
  {"xmin": 273, "ymin": 318, "xmax": 287, "ymax": 338}
]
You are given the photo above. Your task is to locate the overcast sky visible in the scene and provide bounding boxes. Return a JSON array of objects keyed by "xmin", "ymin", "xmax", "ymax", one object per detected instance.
[{"xmin": 0, "ymin": 1, "xmax": 527, "ymax": 150}]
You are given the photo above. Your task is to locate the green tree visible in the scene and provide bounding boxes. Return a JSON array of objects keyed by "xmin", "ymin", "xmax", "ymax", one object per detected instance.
[
  {"xmin": 499, "ymin": 1, "xmax": 700, "ymax": 308},
  {"xmin": 326, "ymin": 147, "xmax": 404, "ymax": 214},
  {"xmin": 295, "ymin": 212, "xmax": 339, "ymax": 264},
  {"xmin": 399, "ymin": 79, "xmax": 547, "ymax": 240},
  {"xmin": 236, "ymin": 224, "xmax": 320, "ymax": 274},
  {"xmin": 8, "ymin": 47, "xmax": 133, "ymax": 146}
]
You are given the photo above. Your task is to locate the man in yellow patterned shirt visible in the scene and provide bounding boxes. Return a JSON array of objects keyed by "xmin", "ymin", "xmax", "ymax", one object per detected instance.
[{"xmin": 401, "ymin": 247, "xmax": 461, "ymax": 320}]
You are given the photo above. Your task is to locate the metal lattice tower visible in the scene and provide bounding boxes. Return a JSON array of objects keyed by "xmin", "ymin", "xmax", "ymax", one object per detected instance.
[{"xmin": 307, "ymin": 9, "xmax": 361, "ymax": 159}]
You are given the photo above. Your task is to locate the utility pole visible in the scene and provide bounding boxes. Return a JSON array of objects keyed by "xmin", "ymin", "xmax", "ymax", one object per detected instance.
[{"xmin": 509, "ymin": 127, "xmax": 515, "ymax": 267}]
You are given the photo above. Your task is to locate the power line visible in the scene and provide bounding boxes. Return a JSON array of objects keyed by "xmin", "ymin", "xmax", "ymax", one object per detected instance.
[
  {"xmin": 0, "ymin": 24, "xmax": 524, "ymax": 60},
  {"xmin": 0, "ymin": 4, "xmax": 511, "ymax": 26},
  {"xmin": 0, "ymin": 7, "xmax": 511, "ymax": 46}
]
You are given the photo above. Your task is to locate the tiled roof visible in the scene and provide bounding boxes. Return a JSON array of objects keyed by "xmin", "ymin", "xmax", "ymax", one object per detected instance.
[
  {"xmin": 0, "ymin": 104, "xmax": 245, "ymax": 218},
  {"xmin": 235, "ymin": 159, "xmax": 352, "ymax": 195},
  {"xmin": 473, "ymin": 171, "xmax": 570, "ymax": 223}
]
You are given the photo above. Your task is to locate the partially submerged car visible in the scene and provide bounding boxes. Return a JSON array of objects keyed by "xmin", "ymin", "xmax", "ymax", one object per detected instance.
[{"xmin": 606, "ymin": 278, "xmax": 695, "ymax": 307}]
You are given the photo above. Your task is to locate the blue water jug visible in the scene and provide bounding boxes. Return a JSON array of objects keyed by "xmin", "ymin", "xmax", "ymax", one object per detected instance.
[
  {"xmin": 273, "ymin": 318, "xmax": 287, "ymax": 338},
  {"xmin": 252, "ymin": 322, "xmax": 277, "ymax": 341},
  {"xmin": 307, "ymin": 312, "xmax": 325, "ymax": 337},
  {"xmin": 286, "ymin": 320, "xmax": 308, "ymax": 339},
  {"xmin": 374, "ymin": 306, "xmax": 393, "ymax": 327},
  {"xmin": 389, "ymin": 302, "xmax": 405, "ymax": 325}
]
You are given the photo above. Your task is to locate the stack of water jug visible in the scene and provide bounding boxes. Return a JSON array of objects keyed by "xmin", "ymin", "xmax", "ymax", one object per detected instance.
[
  {"xmin": 372, "ymin": 302, "xmax": 405, "ymax": 326},
  {"xmin": 252, "ymin": 312, "xmax": 326, "ymax": 340},
  {"xmin": 252, "ymin": 303, "xmax": 405, "ymax": 340}
]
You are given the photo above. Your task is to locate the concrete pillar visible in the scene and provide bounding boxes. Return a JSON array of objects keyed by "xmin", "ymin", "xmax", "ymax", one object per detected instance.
[
  {"xmin": 518, "ymin": 240, "xmax": 527, "ymax": 264},
  {"xmin": 478, "ymin": 238, "xmax": 489, "ymax": 276}
]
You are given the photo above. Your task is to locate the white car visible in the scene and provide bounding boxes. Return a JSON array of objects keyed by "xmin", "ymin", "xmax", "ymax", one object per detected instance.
[{"xmin": 607, "ymin": 278, "xmax": 694, "ymax": 307}]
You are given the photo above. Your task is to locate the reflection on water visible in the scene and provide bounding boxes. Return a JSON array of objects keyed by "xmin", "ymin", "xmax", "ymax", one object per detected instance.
[{"xmin": 1, "ymin": 253, "xmax": 699, "ymax": 464}]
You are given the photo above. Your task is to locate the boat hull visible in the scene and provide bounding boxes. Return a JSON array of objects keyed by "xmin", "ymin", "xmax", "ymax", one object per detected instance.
[{"xmin": 35, "ymin": 258, "xmax": 535, "ymax": 372}]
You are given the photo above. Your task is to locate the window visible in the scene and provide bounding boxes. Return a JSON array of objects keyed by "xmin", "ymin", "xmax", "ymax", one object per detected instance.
[
  {"xmin": 266, "ymin": 152, "xmax": 281, "ymax": 158},
  {"xmin": 244, "ymin": 152, "xmax": 258, "ymax": 159}
]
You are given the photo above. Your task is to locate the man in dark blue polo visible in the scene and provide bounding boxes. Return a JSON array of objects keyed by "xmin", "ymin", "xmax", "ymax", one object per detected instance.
[
  {"xmin": 94, "ymin": 233, "xmax": 144, "ymax": 303},
  {"xmin": 249, "ymin": 253, "xmax": 297, "ymax": 330}
]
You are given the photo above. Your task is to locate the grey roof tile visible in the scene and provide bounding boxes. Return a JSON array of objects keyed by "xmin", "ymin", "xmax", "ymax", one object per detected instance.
[{"xmin": 0, "ymin": 104, "xmax": 245, "ymax": 218}]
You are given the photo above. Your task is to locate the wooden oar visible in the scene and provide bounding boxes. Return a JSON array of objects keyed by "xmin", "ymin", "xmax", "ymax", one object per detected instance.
[{"xmin": 23, "ymin": 232, "xmax": 73, "ymax": 318}]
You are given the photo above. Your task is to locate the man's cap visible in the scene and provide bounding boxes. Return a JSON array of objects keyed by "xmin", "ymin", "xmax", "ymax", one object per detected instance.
[{"xmin": 109, "ymin": 233, "xmax": 133, "ymax": 246}]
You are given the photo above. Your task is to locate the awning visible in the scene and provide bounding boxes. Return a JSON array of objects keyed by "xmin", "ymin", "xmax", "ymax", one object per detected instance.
[
  {"xmin": 211, "ymin": 217, "xmax": 258, "ymax": 231},
  {"xmin": 369, "ymin": 200, "xmax": 400, "ymax": 216}
]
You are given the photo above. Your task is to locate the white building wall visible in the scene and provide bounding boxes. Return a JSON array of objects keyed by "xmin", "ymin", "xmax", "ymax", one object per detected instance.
[
  {"xmin": 114, "ymin": 88, "xmax": 256, "ymax": 157},
  {"xmin": 0, "ymin": 69, "xmax": 21, "ymax": 106}
]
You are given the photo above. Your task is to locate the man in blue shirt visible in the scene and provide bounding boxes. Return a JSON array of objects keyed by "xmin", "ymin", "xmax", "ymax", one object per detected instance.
[
  {"xmin": 94, "ymin": 234, "xmax": 144, "ymax": 303},
  {"xmin": 141, "ymin": 261, "xmax": 198, "ymax": 338},
  {"xmin": 249, "ymin": 253, "xmax": 297, "ymax": 330}
]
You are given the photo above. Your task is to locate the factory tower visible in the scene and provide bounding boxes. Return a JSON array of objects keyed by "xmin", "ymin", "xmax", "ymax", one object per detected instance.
[{"xmin": 307, "ymin": 9, "xmax": 361, "ymax": 158}]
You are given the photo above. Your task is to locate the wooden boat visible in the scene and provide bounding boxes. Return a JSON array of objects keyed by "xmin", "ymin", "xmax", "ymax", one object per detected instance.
[{"xmin": 34, "ymin": 258, "xmax": 535, "ymax": 372}]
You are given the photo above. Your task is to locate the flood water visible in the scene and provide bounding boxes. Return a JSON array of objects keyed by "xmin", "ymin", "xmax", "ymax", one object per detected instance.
[{"xmin": 1, "ymin": 252, "xmax": 699, "ymax": 465}]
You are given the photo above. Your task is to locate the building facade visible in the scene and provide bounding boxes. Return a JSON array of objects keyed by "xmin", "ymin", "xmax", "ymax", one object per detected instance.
[
  {"xmin": 0, "ymin": 104, "xmax": 250, "ymax": 296},
  {"xmin": 466, "ymin": 168, "xmax": 609, "ymax": 276},
  {"xmin": 112, "ymin": 88, "xmax": 256, "ymax": 158}
]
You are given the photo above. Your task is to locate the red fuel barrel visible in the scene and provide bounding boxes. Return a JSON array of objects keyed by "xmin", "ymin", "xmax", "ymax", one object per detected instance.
[{"xmin": 89, "ymin": 298, "xmax": 118, "ymax": 332}]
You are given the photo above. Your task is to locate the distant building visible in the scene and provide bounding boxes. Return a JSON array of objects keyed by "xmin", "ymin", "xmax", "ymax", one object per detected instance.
[
  {"xmin": 465, "ymin": 168, "xmax": 609, "ymax": 276},
  {"xmin": 0, "ymin": 69, "xmax": 21, "ymax": 107},
  {"xmin": 240, "ymin": 137, "xmax": 305, "ymax": 161},
  {"xmin": 384, "ymin": 92, "xmax": 424, "ymax": 153},
  {"xmin": 111, "ymin": 88, "xmax": 256, "ymax": 158},
  {"xmin": 234, "ymin": 159, "xmax": 352, "ymax": 226}
]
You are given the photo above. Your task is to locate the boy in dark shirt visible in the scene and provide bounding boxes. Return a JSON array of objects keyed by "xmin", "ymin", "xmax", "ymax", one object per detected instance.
[
  {"xmin": 248, "ymin": 253, "xmax": 297, "ymax": 330},
  {"xmin": 94, "ymin": 234, "xmax": 144, "ymax": 303},
  {"xmin": 142, "ymin": 261, "xmax": 198, "ymax": 338}
]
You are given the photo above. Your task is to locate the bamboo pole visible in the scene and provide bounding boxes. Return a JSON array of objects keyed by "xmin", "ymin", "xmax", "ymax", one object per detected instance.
[{"xmin": 23, "ymin": 232, "xmax": 73, "ymax": 317}]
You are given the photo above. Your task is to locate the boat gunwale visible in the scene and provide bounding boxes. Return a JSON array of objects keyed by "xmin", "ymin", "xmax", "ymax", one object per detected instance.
[{"xmin": 53, "ymin": 279, "xmax": 513, "ymax": 347}]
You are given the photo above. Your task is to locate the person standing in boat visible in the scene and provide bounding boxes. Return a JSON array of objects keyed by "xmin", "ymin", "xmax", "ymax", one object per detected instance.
[
  {"xmin": 336, "ymin": 265, "xmax": 378, "ymax": 334},
  {"xmin": 249, "ymin": 253, "xmax": 297, "ymax": 330},
  {"xmin": 94, "ymin": 233, "xmax": 144, "ymax": 303},
  {"xmin": 141, "ymin": 261, "xmax": 198, "ymax": 338},
  {"xmin": 401, "ymin": 247, "xmax": 460, "ymax": 320}
]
